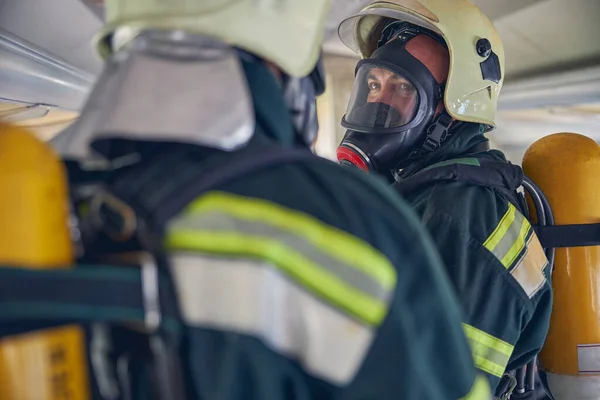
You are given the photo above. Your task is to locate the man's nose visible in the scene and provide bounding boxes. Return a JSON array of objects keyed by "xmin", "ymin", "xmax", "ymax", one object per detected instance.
[{"xmin": 373, "ymin": 87, "xmax": 395, "ymax": 105}]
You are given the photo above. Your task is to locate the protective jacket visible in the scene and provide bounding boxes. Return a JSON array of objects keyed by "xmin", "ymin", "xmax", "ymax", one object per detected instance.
[
  {"xmin": 143, "ymin": 62, "xmax": 489, "ymax": 400},
  {"xmin": 0, "ymin": 62, "xmax": 490, "ymax": 400},
  {"xmin": 394, "ymin": 122, "xmax": 553, "ymax": 391}
]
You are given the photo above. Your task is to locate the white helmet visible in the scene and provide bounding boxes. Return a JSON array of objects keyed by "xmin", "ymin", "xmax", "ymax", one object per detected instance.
[
  {"xmin": 95, "ymin": 0, "xmax": 330, "ymax": 77},
  {"xmin": 338, "ymin": 0, "xmax": 505, "ymax": 128}
]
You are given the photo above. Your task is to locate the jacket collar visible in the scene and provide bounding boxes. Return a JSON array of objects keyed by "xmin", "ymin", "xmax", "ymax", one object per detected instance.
[
  {"xmin": 397, "ymin": 122, "xmax": 490, "ymax": 179},
  {"xmin": 241, "ymin": 59, "xmax": 297, "ymax": 147}
]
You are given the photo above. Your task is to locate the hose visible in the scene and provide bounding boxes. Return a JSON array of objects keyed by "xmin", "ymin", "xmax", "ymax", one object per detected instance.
[
  {"xmin": 510, "ymin": 177, "xmax": 555, "ymax": 398},
  {"xmin": 522, "ymin": 177, "xmax": 556, "ymax": 271}
]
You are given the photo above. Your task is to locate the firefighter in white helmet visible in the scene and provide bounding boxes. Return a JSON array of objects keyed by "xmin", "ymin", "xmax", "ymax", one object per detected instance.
[{"xmin": 336, "ymin": 0, "xmax": 552, "ymax": 395}]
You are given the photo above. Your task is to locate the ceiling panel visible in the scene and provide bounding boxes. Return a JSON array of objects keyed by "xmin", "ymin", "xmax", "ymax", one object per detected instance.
[
  {"xmin": 0, "ymin": 0, "xmax": 103, "ymax": 75},
  {"xmin": 491, "ymin": 100, "xmax": 600, "ymax": 164},
  {"xmin": 323, "ymin": 0, "xmax": 371, "ymax": 57},
  {"xmin": 495, "ymin": 0, "xmax": 600, "ymax": 78}
]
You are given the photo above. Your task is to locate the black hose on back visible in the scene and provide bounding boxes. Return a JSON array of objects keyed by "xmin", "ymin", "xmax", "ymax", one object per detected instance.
[
  {"xmin": 507, "ymin": 176, "xmax": 555, "ymax": 399},
  {"xmin": 522, "ymin": 177, "xmax": 555, "ymax": 270}
]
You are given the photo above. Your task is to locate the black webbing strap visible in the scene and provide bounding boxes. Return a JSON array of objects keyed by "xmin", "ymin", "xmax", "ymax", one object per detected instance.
[
  {"xmin": 0, "ymin": 145, "xmax": 319, "ymax": 328},
  {"xmin": 0, "ymin": 265, "xmax": 180, "ymax": 332},
  {"xmin": 534, "ymin": 223, "xmax": 600, "ymax": 248},
  {"xmin": 394, "ymin": 160, "xmax": 525, "ymax": 213},
  {"xmin": 396, "ymin": 159, "xmax": 600, "ymax": 249},
  {"xmin": 108, "ymin": 144, "xmax": 318, "ymax": 237}
]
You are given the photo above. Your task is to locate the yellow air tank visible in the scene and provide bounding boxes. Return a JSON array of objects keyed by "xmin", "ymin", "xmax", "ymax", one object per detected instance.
[
  {"xmin": 0, "ymin": 122, "xmax": 90, "ymax": 399},
  {"xmin": 523, "ymin": 132, "xmax": 600, "ymax": 399}
]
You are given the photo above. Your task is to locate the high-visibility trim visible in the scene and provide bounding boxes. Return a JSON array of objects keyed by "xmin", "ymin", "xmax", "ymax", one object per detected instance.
[
  {"xmin": 169, "ymin": 254, "xmax": 374, "ymax": 385},
  {"xmin": 484, "ymin": 203, "xmax": 522, "ymax": 266},
  {"xmin": 501, "ymin": 215, "xmax": 530, "ymax": 268},
  {"xmin": 165, "ymin": 192, "xmax": 396, "ymax": 326},
  {"xmin": 459, "ymin": 375, "xmax": 491, "ymax": 400},
  {"xmin": 483, "ymin": 203, "xmax": 530, "ymax": 268},
  {"xmin": 463, "ymin": 323, "xmax": 514, "ymax": 378},
  {"xmin": 510, "ymin": 234, "xmax": 548, "ymax": 298},
  {"xmin": 484, "ymin": 203, "xmax": 548, "ymax": 296},
  {"xmin": 171, "ymin": 212, "xmax": 389, "ymax": 300}
]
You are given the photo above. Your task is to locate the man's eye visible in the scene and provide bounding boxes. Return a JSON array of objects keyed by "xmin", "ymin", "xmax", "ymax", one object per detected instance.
[
  {"xmin": 368, "ymin": 82, "xmax": 380, "ymax": 90},
  {"xmin": 400, "ymin": 83, "xmax": 414, "ymax": 91}
]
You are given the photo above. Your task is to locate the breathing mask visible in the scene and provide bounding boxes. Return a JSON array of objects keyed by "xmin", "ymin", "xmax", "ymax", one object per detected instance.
[{"xmin": 337, "ymin": 22, "xmax": 450, "ymax": 176}]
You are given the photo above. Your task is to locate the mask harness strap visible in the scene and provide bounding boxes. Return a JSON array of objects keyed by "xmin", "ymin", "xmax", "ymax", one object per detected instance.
[
  {"xmin": 421, "ymin": 111, "xmax": 452, "ymax": 153},
  {"xmin": 421, "ymin": 80, "xmax": 450, "ymax": 154}
]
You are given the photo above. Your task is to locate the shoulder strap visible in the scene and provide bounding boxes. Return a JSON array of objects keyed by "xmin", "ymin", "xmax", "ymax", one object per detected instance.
[
  {"xmin": 533, "ymin": 224, "xmax": 600, "ymax": 248},
  {"xmin": 0, "ymin": 264, "xmax": 180, "ymax": 331},
  {"xmin": 394, "ymin": 158, "xmax": 526, "ymax": 209},
  {"xmin": 0, "ymin": 145, "xmax": 319, "ymax": 329},
  {"xmin": 395, "ymin": 158, "xmax": 600, "ymax": 249},
  {"xmin": 89, "ymin": 144, "xmax": 318, "ymax": 249}
]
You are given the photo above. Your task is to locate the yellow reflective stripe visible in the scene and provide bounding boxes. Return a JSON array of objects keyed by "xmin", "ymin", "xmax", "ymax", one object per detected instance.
[
  {"xmin": 171, "ymin": 212, "xmax": 390, "ymax": 300},
  {"xmin": 500, "ymin": 218, "xmax": 530, "ymax": 268},
  {"xmin": 483, "ymin": 202, "xmax": 549, "ymax": 296},
  {"xmin": 460, "ymin": 375, "xmax": 491, "ymax": 400},
  {"xmin": 483, "ymin": 203, "xmax": 517, "ymax": 252},
  {"xmin": 484, "ymin": 203, "xmax": 535, "ymax": 269},
  {"xmin": 183, "ymin": 192, "xmax": 396, "ymax": 290},
  {"xmin": 463, "ymin": 323, "xmax": 514, "ymax": 378},
  {"xmin": 166, "ymin": 231, "xmax": 387, "ymax": 325},
  {"xmin": 165, "ymin": 192, "xmax": 397, "ymax": 326}
]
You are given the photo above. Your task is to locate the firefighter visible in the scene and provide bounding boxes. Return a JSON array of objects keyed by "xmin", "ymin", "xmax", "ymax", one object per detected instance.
[
  {"xmin": 42, "ymin": 0, "xmax": 489, "ymax": 398},
  {"xmin": 336, "ymin": 0, "xmax": 552, "ymax": 392}
]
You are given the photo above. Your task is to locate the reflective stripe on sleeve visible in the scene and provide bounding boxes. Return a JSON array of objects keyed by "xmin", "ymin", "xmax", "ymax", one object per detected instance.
[
  {"xmin": 484, "ymin": 203, "xmax": 523, "ymax": 267},
  {"xmin": 169, "ymin": 253, "xmax": 374, "ymax": 385},
  {"xmin": 164, "ymin": 192, "xmax": 397, "ymax": 326},
  {"xmin": 483, "ymin": 203, "xmax": 548, "ymax": 298},
  {"xmin": 463, "ymin": 323, "xmax": 514, "ymax": 378}
]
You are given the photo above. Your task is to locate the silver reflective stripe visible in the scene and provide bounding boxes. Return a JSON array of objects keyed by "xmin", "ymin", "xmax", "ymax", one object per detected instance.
[
  {"xmin": 484, "ymin": 203, "xmax": 548, "ymax": 297},
  {"xmin": 170, "ymin": 253, "xmax": 374, "ymax": 385},
  {"xmin": 165, "ymin": 192, "xmax": 396, "ymax": 327},
  {"xmin": 168, "ymin": 211, "xmax": 389, "ymax": 304},
  {"xmin": 510, "ymin": 235, "xmax": 548, "ymax": 298}
]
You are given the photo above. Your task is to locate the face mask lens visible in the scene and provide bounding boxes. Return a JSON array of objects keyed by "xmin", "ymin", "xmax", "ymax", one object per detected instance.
[{"xmin": 345, "ymin": 63, "xmax": 419, "ymax": 131}]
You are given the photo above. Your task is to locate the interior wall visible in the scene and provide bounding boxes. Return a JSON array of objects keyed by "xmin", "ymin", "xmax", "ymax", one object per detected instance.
[
  {"xmin": 314, "ymin": 55, "xmax": 357, "ymax": 160},
  {"xmin": 0, "ymin": 101, "xmax": 77, "ymax": 141}
]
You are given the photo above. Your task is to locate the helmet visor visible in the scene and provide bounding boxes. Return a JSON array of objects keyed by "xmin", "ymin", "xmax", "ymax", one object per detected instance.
[
  {"xmin": 337, "ymin": 3, "xmax": 441, "ymax": 58},
  {"xmin": 344, "ymin": 62, "xmax": 420, "ymax": 131}
]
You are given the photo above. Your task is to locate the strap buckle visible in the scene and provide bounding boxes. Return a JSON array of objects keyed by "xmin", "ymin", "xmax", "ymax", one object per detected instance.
[
  {"xmin": 90, "ymin": 190, "xmax": 138, "ymax": 243},
  {"xmin": 423, "ymin": 112, "xmax": 453, "ymax": 153},
  {"xmin": 495, "ymin": 373, "xmax": 517, "ymax": 400}
]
